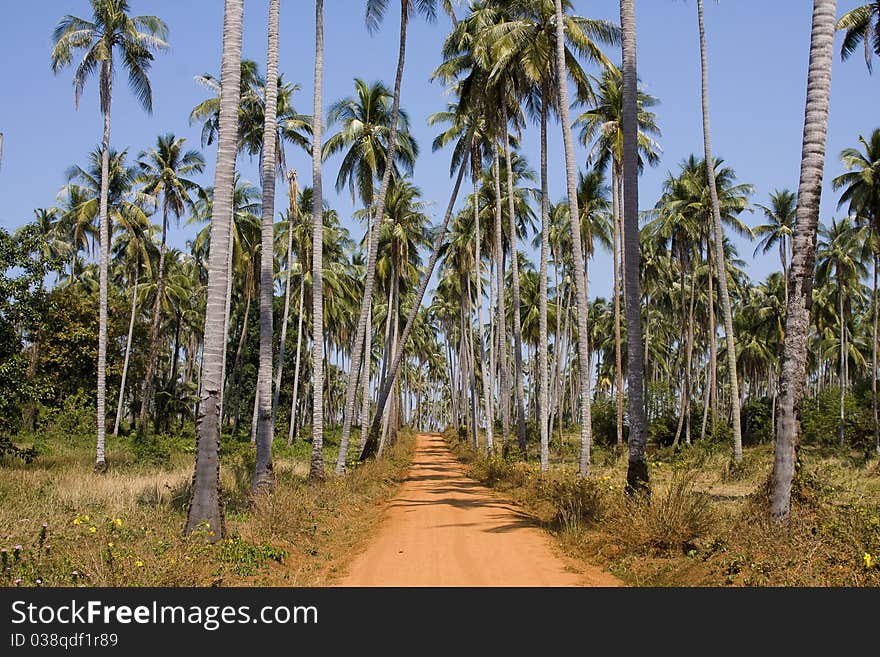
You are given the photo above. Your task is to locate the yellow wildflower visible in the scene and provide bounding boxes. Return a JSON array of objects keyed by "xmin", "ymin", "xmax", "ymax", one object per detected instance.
[
  {"xmin": 113, "ymin": 518, "xmax": 123, "ymax": 528},
  {"xmin": 73, "ymin": 518, "xmax": 81, "ymax": 526},
  {"xmin": 83, "ymin": 515, "xmax": 90, "ymax": 521},
  {"xmin": 88, "ymin": 526, "xmax": 96, "ymax": 533},
  {"xmin": 135, "ymin": 560, "xmax": 144, "ymax": 568},
  {"xmin": 107, "ymin": 542, "xmax": 114, "ymax": 549},
  {"xmin": 865, "ymin": 553, "xmax": 874, "ymax": 569}
]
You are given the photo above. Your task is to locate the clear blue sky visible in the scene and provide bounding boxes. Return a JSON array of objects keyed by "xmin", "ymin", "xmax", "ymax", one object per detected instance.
[{"xmin": 0, "ymin": 1, "xmax": 877, "ymax": 300}]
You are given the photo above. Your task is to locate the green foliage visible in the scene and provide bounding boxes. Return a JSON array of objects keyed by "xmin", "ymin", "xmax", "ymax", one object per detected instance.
[
  {"xmin": 537, "ymin": 475, "xmax": 605, "ymax": 533},
  {"xmin": 742, "ymin": 397, "xmax": 773, "ymax": 446},
  {"xmin": 215, "ymin": 536, "xmax": 287, "ymax": 577},
  {"xmin": 802, "ymin": 388, "xmax": 874, "ymax": 449}
]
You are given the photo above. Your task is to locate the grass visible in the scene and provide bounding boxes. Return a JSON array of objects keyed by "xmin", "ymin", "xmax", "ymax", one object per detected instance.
[
  {"xmin": 448, "ymin": 430, "xmax": 880, "ymax": 587},
  {"xmin": 0, "ymin": 426, "xmax": 414, "ymax": 587}
]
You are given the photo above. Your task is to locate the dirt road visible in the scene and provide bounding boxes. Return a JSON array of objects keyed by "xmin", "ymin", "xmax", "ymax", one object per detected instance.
[{"xmin": 337, "ymin": 433, "xmax": 621, "ymax": 587}]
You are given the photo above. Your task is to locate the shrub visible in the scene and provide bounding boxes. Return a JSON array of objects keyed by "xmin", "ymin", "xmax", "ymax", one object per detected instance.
[
  {"xmin": 537, "ymin": 475, "xmax": 605, "ymax": 532},
  {"xmin": 608, "ymin": 469, "xmax": 713, "ymax": 555}
]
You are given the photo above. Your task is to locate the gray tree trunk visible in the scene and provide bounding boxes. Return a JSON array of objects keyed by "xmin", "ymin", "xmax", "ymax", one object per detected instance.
[
  {"xmin": 186, "ymin": 0, "xmax": 244, "ymax": 539},
  {"xmin": 287, "ymin": 261, "xmax": 306, "ymax": 445},
  {"xmin": 771, "ymin": 0, "xmax": 837, "ymax": 523},
  {"xmin": 539, "ymin": 91, "xmax": 551, "ymax": 471},
  {"xmin": 254, "ymin": 0, "xmax": 281, "ymax": 492},
  {"xmin": 308, "ymin": 0, "xmax": 325, "ymax": 483},
  {"xmin": 95, "ymin": 64, "xmax": 112, "ymax": 470},
  {"xmin": 337, "ymin": 2, "xmax": 409, "ymax": 473},
  {"xmin": 612, "ymin": 163, "xmax": 624, "ymax": 448},
  {"xmin": 272, "ymin": 171, "xmax": 299, "ymax": 426},
  {"xmin": 473, "ymin": 152, "xmax": 494, "ymax": 452},
  {"xmin": 114, "ymin": 259, "xmax": 139, "ymax": 436},
  {"xmin": 697, "ymin": 0, "xmax": 743, "ymax": 462},
  {"xmin": 553, "ymin": 0, "xmax": 594, "ymax": 477},
  {"xmin": 492, "ymin": 146, "xmax": 511, "ymax": 443}
]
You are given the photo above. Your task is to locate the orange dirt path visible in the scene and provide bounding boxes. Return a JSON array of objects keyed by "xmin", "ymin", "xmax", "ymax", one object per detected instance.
[{"xmin": 337, "ymin": 433, "xmax": 622, "ymax": 587}]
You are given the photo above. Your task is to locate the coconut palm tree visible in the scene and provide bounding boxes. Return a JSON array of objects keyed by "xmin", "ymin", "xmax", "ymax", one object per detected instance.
[
  {"xmin": 695, "ymin": 0, "xmax": 745, "ymax": 463},
  {"xmin": 309, "ymin": 0, "xmax": 327, "ymax": 482},
  {"xmin": 51, "ymin": 0, "xmax": 169, "ymax": 471},
  {"xmin": 135, "ymin": 135, "xmax": 205, "ymax": 438},
  {"xmin": 324, "ymin": 78, "xmax": 419, "ymax": 472},
  {"xmin": 754, "ymin": 189, "xmax": 797, "ymax": 303},
  {"xmin": 834, "ymin": 129, "xmax": 880, "ymax": 453},
  {"xmin": 185, "ymin": 0, "xmax": 244, "ymax": 540},
  {"xmin": 771, "ymin": 0, "xmax": 838, "ymax": 524},
  {"xmin": 837, "ymin": 2, "xmax": 880, "ymax": 72},
  {"xmin": 253, "ymin": 0, "xmax": 281, "ymax": 494}
]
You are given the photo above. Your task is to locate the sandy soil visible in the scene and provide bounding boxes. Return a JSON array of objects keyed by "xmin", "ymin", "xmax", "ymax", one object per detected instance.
[{"xmin": 337, "ymin": 433, "xmax": 622, "ymax": 587}]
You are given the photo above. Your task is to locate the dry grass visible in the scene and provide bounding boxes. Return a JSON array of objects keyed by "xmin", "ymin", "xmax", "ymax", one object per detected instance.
[
  {"xmin": 0, "ymin": 432, "xmax": 414, "ymax": 587},
  {"xmin": 449, "ymin": 432, "xmax": 880, "ymax": 587}
]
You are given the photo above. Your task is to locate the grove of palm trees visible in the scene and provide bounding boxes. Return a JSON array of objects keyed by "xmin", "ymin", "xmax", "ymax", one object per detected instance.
[{"xmin": 1, "ymin": 0, "xmax": 879, "ymax": 588}]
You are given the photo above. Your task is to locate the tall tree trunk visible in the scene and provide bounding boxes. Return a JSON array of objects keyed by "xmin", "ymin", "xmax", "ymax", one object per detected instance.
[
  {"xmin": 697, "ymin": 0, "xmax": 743, "ymax": 463},
  {"xmin": 555, "ymin": 0, "xmax": 594, "ymax": 478},
  {"xmin": 337, "ymin": 0, "xmax": 409, "ymax": 472},
  {"xmin": 218, "ymin": 207, "xmax": 236, "ymax": 426},
  {"xmin": 287, "ymin": 271, "xmax": 305, "ymax": 444},
  {"xmin": 620, "ymin": 0, "xmax": 648, "ymax": 492},
  {"xmin": 771, "ymin": 0, "xmax": 837, "ymax": 523},
  {"xmin": 874, "ymin": 251, "xmax": 879, "ymax": 454},
  {"xmin": 362, "ymin": 156, "xmax": 469, "ymax": 458},
  {"xmin": 138, "ymin": 203, "xmax": 170, "ymax": 439},
  {"xmin": 273, "ymin": 171, "xmax": 299, "ymax": 425},
  {"xmin": 358, "ymin": 301, "xmax": 372, "ymax": 453},
  {"xmin": 612, "ymin": 162, "xmax": 625, "ymax": 449},
  {"xmin": 94, "ymin": 58, "xmax": 113, "ymax": 472},
  {"xmin": 492, "ymin": 146, "xmax": 511, "ymax": 443},
  {"xmin": 254, "ymin": 0, "xmax": 281, "ymax": 492},
  {"xmin": 186, "ymin": 0, "xmax": 244, "ymax": 539},
  {"xmin": 473, "ymin": 146, "xmax": 494, "ymax": 452},
  {"xmin": 502, "ymin": 107, "xmax": 528, "ymax": 454},
  {"xmin": 839, "ymin": 283, "xmax": 846, "ymax": 446},
  {"xmin": 539, "ymin": 90, "xmax": 551, "ymax": 471},
  {"xmin": 308, "ymin": 0, "xmax": 325, "ymax": 483},
  {"xmin": 114, "ymin": 258, "xmax": 139, "ymax": 436}
]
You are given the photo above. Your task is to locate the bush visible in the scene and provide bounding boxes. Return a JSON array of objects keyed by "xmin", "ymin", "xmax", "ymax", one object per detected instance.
[
  {"xmin": 742, "ymin": 397, "xmax": 773, "ymax": 446},
  {"xmin": 537, "ymin": 475, "xmax": 605, "ymax": 532},
  {"xmin": 802, "ymin": 388, "xmax": 874, "ymax": 449},
  {"xmin": 608, "ymin": 469, "xmax": 713, "ymax": 554}
]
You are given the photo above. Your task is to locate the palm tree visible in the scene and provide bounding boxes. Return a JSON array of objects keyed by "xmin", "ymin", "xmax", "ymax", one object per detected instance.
[
  {"xmin": 324, "ymin": 78, "xmax": 419, "ymax": 473},
  {"xmin": 754, "ymin": 189, "xmax": 797, "ymax": 303},
  {"xmin": 309, "ymin": 0, "xmax": 326, "ymax": 483},
  {"xmin": 51, "ymin": 0, "xmax": 168, "ymax": 469},
  {"xmin": 834, "ymin": 129, "xmax": 880, "ymax": 454},
  {"xmin": 696, "ymin": 0, "xmax": 745, "ymax": 464},
  {"xmin": 550, "ymin": 0, "xmax": 595, "ymax": 477},
  {"xmin": 575, "ymin": 64, "xmax": 660, "ymax": 451},
  {"xmin": 837, "ymin": 2, "xmax": 880, "ymax": 72},
  {"xmin": 343, "ymin": 0, "xmax": 440, "ymax": 471},
  {"xmin": 185, "ymin": 0, "xmax": 244, "ymax": 540},
  {"xmin": 135, "ymin": 135, "xmax": 205, "ymax": 438},
  {"xmin": 771, "ymin": 0, "xmax": 838, "ymax": 524},
  {"xmin": 254, "ymin": 0, "xmax": 281, "ymax": 494}
]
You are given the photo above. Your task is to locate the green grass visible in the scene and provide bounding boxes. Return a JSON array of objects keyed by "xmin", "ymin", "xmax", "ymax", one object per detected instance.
[{"xmin": 0, "ymin": 426, "xmax": 414, "ymax": 587}]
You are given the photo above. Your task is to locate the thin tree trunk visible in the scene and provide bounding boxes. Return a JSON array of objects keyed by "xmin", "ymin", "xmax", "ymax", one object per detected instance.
[
  {"xmin": 218, "ymin": 206, "xmax": 236, "ymax": 426},
  {"xmin": 138, "ymin": 203, "xmax": 170, "ymax": 439},
  {"xmin": 186, "ymin": 0, "xmax": 243, "ymax": 538},
  {"xmin": 358, "ymin": 301, "xmax": 372, "ymax": 453},
  {"xmin": 492, "ymin": 146, "xmax": 510, "ymax": 443},
  {"xmin": 273, "ymin": 171, "xmax": 299, "ymax": 425},
  {"xmin": 114, "ymin": 259, "xmax": 139, "ymax": 437},
  {"xmin": 502, "ymin": 107, "xmax": 528, "ymax": 454},
  {"xmin": 697, "ymin": 0, "xmax": 743, "ymax": 463},
  {"xmin": 337, "ymin": 0, "xmax": 409, "ymax": 473},
  {"xmin": 362, "ymin": 154, "xmax": 470, "ymax": 458},
  {"xmin": 612, "ymin": 162, "xmax": 625, "ymax": 449},
  {"xmin": 287, "ymin": 270, "xmax": 306, "ymax": 445},
  {"xmin": 539, "ymin": 90, "xmax": 551, "ymax": 471},
  {"xmin": 839, "ymin": 283, "xmax": 846, "ymax": 446},
  {"xmin": 620, "ymin": 0, "xmax": 648, "ymax": 492},
  {"xmin": 308, "ymin": 0, "xmax": 325, "ymax": 482},
  {"xmin": 254, "ymin": 0, "xmax": 280, "ymax": 492},
  {"xmin": 771, "ymin": 0, "xmax": 837, "ymax": 523},
  {"xmin": 554, "ymin": 0, "xmax": 594, "ymax": 477},
  {"xmin": 473, "ymin": 146, "xmax": 494, "ymax": 453},
  {"xmin": 874, "ymin": 251, "xmax": 879, "ymax": 454}
]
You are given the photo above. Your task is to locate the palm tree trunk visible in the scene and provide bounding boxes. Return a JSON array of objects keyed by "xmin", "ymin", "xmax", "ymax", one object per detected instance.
[
  {"xmin": 620, "ymin": 0, "xmax": 649, "ymax": 491},
  {"xmin": 502, "ymin": 107, "xmax": 528, "ymax": 454},
  {"xmin": 308, "ymin": 0, "xmax": 325, "ymax": 483},
  {"xmin": 186, "ymin": 0, "xmax": 244, "ymax": 538},
  {"xmin": 272, "ymin": 172, "xmax": 298, "ymax": 426},
  {"xmin": 539, "ymin": 90, "xmax": 551, "ymax": 471},
  {"xmin": 138, "ymin": 203, "xmax": 170, "ymax": 439},
  {"xmin": 771, "ymin": 0, "xmax": 837, "ymax": 523},
  {"xmin": 697, "ymin": 0, "xmax": 743, "ymax": 463},
  {"xmin": 114, "ymin": 259, "xmax": 139, "ymax": 436},
  {"xmin": 554, "ymin": 0, "xmax": 594, "ymax": 478},
  {"xmin": 362, "ymin": 155, "xmax": 470, "ymax": 458},
  {"xmin": 839, "ymin": 283, "xmax": 846, "ymax": 446},
  {"xmin": 612, "ymin": 162, "xmax": 624, "ymax": 449},
  {"xmin": 218, "ymin": 209, "xmax": 236, "ymax": 426},
  {"xmin": 874, "ymin": 251, "xmax": 879, "ymax": 454},
  {"xmin": 492, "ymin": 146, "xmax": 510, "ymax": 443},
  {"xmin": 254, "ymin": 0, "xmax": 281, "ymax": 492},
  {"xmin": 473, "ymin": 148, "xmax": 494, "ymax": 452},
  {"xmin": 287, "ymin": 270, "xmax": 306, "ymax": 445},
  {"xmin": 337, "ymin": 0, "xmax": 409, "ymax": 472},
  {"xmin": 358, "ymin": 301, "xmax": 372, "ymax": 453}
]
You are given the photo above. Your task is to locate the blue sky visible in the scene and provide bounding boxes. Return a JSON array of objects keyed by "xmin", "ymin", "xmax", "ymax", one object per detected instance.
[{"xmin": 0, "ymin": 0, "xmax": 877, "ymax": 300}]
